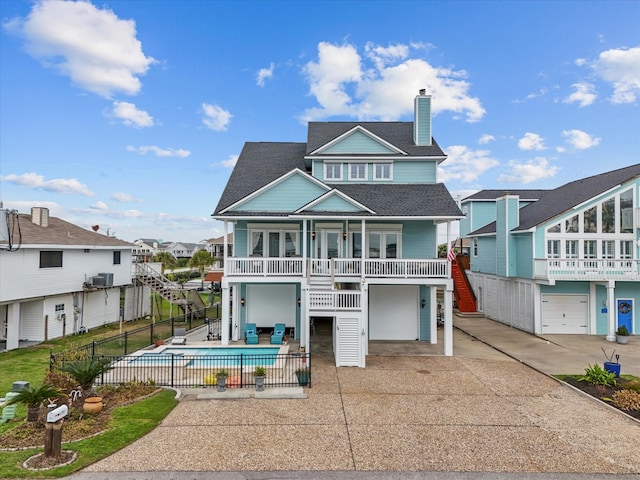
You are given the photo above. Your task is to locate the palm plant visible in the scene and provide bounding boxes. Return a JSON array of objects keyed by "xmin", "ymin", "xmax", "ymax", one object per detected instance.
[
  {"xmin": 5, "ymin": 384, "xmax": 61, "ymax": 422},
  {"xmin": 59, "ymin": 357, "xmax": 113, "ymax": 397}
]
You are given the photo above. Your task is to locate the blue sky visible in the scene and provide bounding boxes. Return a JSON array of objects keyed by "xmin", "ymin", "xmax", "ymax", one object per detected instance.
[{"xmin": 1, "ymin": 0, "xmax": 639, "ymax": 244}]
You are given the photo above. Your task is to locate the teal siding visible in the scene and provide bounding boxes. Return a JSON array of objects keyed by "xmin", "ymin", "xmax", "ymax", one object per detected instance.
[
  {"xmin": 393, "ymin": 160, "xmax": 437, "ymax": 183},
  {"xmin": 419, "ymin": 285, "xmax": 431, "ymax": 341},
  {"xmin": 308, "ymin": 194, "xmax": 361, "ymax": 212},
  {"xmin": 237, "ymin": 174, "xmax": 326, "ymax": 211},
  {"xmin": 496, "ymin": 196, "xmax": 519, "ymax": 277},
  {"xmin": 513, "ymin": 234, "xmax": 534, "ymax": 278},
  {"xmin": 414, "ymin": 95, "xmax": 432, "ymax": 146},
  {"xmin": 400, "ymin": 221, "xmax": 437, "ymax": 258},
  {"xmin": 323, "ymin": 130, "xmax": 396, "ymax": 154},
  {"xmin": 473, "ymin": 237, "xmax": 497, "ymax": 274},
  {"xmin": 235, "ymin": 220, "xmax": 249, "ymax": 256}
]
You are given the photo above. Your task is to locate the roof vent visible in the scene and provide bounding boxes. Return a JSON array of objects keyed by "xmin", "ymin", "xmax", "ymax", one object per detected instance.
[
  {"xmin": 31, "ymin": 207, "xmax": 49, "ymax": 227},
  {"xmin": 419, "ymin": 88, "xmax": 426, "ymax": 95}
]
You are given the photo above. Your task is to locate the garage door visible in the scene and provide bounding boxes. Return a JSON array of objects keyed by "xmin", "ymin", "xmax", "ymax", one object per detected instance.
[
  {"xmin": 369, "ymin": 285, "xmax": 418, "ymax": 340},
  {"xmin": 541, "ymin": 294, "xmax": 588, "ymax": 334}
]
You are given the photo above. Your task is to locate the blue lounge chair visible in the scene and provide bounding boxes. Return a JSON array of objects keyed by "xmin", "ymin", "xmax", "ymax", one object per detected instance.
[
  {"xmin": 245, "ymin": 323, "xmax": 259, "ymax": 345},
  {"xmin": 270, "ymin": 323, "xmax": 286, "ymax": 345}
]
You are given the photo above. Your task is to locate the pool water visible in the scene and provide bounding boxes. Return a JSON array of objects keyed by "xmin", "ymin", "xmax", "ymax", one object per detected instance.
[{"xmin": 129, "ymin": 346, "xmax": 280, "ymax": 367}]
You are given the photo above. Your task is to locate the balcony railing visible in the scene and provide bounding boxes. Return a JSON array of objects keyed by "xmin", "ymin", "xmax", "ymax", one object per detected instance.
[
  {"xmin": 534, "ymin": 258, "xmax": 640, "ymax": 281},
  {"xmin": 227, "ymin": 257, "xmax": 449, "ymax": 279},
  {"xmin": 309, "ymin": 291, "xmax": 361, "ymax": 310}
]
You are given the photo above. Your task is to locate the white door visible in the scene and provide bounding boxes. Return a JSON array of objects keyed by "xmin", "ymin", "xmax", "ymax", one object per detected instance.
[
  {"xmin": 541, "ymin": 294, "xmax": 588, "ymax": 334},
  {"xmin": 369, "ymin": 285, "xmax": 419, "ymax": 340},
  {"xmin": 336, "ymin": 314, "xmax": 362, "ymax": 367}
]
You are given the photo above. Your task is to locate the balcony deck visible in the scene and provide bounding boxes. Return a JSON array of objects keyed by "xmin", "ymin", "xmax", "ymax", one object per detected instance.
[{"xmin": 534, "ymin": 259, "xmax": 640, "ymax": 281}]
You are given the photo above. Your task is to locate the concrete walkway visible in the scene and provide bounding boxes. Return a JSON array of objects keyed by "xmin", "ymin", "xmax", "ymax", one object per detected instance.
[{"xmin": 67, "ymin": 315, "xmax": 640, "ymax": 478}]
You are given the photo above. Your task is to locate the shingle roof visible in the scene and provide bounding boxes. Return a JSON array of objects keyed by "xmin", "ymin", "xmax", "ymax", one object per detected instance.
[
  {"xmin": 1, "ymin": 214, "xmax": 134, "ymax": 248},
  {"xmin": 306, "ymin": 122, "xmax": 446, "ymax": 157},
  {"xmin": 462, "ymin": 189, "xmax": 549, "ymax": 201},
  {"xmin": 469, "ymin": 164, "xmax": 640, "ymax": 235}
]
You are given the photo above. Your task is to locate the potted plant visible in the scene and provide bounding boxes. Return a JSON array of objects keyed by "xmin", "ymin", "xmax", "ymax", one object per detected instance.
[
  {"xmin": 295, "ymin": 366, "xmax": 310, "ymax": 386},
  {"xmin": 253, "ymin": 366, "xmax": 267, "ymax": 392},
  {"xmin": 216, "ymin": 369, "xmax": 228, "ymax": 392},
  {"xmin": 153, "ymin": 335, "xmax": 164, "ymax": 347},
  {"xmin": 5, "ymin": 383, "xmax": 60, "ymax": 423},
  {"xmin": 601, "ymin": 348, "xmax": 621, "ymax": 377},
  {"xmin": 616, "ymin": 325, "xmax": 630, "ymax": 345}
]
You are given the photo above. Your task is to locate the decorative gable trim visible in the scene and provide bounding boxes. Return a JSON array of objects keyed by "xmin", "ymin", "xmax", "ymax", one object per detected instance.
[
  {"xmin": 219, "ymin": 168, "xmax": 330, "ymax": 214},
  {"xmin": 307, "ymin": 125, "xmax": 407, "ymax": 156},
  {"xmin": 295, "ymin": 189, "xmax": 376, "ymax": 214}
]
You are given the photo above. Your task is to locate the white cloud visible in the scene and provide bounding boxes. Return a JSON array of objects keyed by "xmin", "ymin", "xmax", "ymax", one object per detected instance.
[
  {"xmin": 562, "ymin": 129, "xmax": 601, "ymax": 150},
  {"xmin": 0, "ymin": 172, "xmax": 94, "ymax": 196},
  {"xmin": 256, "ymin": 63, "xmax": 275, "ymax": 87},
  {"xmin": 518, "ymin": 132, "xmax": 546, "ymax": 151},
  {"xmin": 3, "ymin": 0, "xmax": 155, "ymax": 98},
  {"xmin": 497, "ymin": 158, "xmax": 559, "ymax": 184},
  {"xmin": 220, "ymin": 154, "xmax": 239, "ymax": 168},
  {"xmin": 438, "ymin": 146, "xmax": 499, "ymax": 183},
  {"xmin": 126, "ymin": 145, "xmax": 191, "ymax": 158},
  {"xmin": 478, "ymin": 134, "xmax": 495, "ymax": 145},
  {"xmin": 301, "ymin": 41, "xmax": 485, "ymax": 123},
  {"xmin": 111, "ymin": 101, "xmax": 154, "ymax": 128},
  {"xmin": 111, "ymin": 192, "xmax": 142, "ymax": 203},
  {"xmin": 563, "ymin": 82, "xmax": 597, "ymax": 107},
  {"xmin": 591, "ymin": 46, "xmax": 640, "ymax": 104},
  {"xmin": 90, "ymin": 201, "xmax": 108, "ymax": 210},
  {"xmin": 202, "ymin": 103, "xmax": 232, "ymax": 131}
]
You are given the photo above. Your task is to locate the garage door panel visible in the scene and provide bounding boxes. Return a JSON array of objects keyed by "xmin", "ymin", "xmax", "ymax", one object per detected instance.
[
  {"xmin": 542, "ymin": 294, "xmax": 588, "ymax": 334},
  {"xmin": 369, "ymin": 285, "xmax": 418, "ymax": 340}
]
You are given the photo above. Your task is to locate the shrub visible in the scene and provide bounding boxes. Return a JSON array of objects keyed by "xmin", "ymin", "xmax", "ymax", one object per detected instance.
[
  {"xmin": 59, "ymin": 356, "xmax": 114, "ymax": 394},
  {"xmin": 612, "ymin": 389, "xmax": 640, "ymax": 411},
  {"xmin": 5, "ymin": 383, "xmax": 61, "ymax": 423},
  {"xmin": 579, "ymin": 364, "xmax": 617, "ymax": 387}
]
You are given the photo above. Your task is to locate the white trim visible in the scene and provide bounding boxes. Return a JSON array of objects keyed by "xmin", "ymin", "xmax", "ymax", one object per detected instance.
[
  {"xmin": 373, "ymin": 162, "xmax": 393, "ymax": 181},
  {"xmin": 307, "ymin": 125, "xmax": 407, "ymax": 156},
  {"xmin": 295, "ymin": 189, "xmax": 375, "ymax": 214},
  {"xmin": 348, "ymin": 162, "xmax": 368, "ymax": 180},
  {"xmin": 324, "ymin": 163, "xmax": 343, "ymax": 181}
]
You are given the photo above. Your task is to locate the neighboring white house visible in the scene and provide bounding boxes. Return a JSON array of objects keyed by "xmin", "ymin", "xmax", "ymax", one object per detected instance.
[
  {"xmin": 200, "ymin": 234, "xmax": 234, "ymax": 269},
  {"xmin": 0, "ymin": 207, "xmax": 150, "ymax": 351},
  {"xmin": 132, "ymin": 238, "xmax": 160, "ymax": 262},
  {"xmin": 163, "ymin": 242, "xmax": 202, "ymax": 259}
]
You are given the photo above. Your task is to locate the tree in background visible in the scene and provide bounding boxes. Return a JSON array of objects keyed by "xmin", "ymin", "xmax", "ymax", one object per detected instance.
[
  {"xmin": 189, "ymin": 250, "xmax": 215, "ymax": 288},
  {"xmin": 151, "ymin": 251, "xmax": 178, "ymax": 274}
]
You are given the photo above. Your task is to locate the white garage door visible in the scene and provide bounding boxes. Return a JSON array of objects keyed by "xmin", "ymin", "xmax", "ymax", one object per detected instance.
[
  {"xmin": 246, "ymin": 284, "xmax": 296, "ymax": 329},
  {"xmin": 369, "ymin": 285, "xmax": 418, "ymax": 340},
  {"xmin": 541, "ymin": 294, "xmax": 588, "ymax": 334}
]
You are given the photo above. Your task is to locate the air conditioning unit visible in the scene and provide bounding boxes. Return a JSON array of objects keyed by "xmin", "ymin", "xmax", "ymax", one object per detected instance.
[
  {"xmin": 91, "ymin": 276, "xmax": 106, "ymax": 287},
  {"xmin": 98, "ymin": 273, "xmax": 114, "ymax": 286}
]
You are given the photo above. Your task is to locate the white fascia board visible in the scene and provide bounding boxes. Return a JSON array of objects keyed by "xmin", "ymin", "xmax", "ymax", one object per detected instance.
[
  {"xmin": 12, "ymin": 243, "xmax": 132, "ymax": 250},
  {"xmin": 295, "ymin": 189, "xmax": 375, "ymax": 214},
  {"xmin": 307, "ymin": 125, "xmax": 407, "ymax": 156},
  {"xmin": 212, "ymin": 215, "xmax": 293, "ymax": 221},
  {"xmin": 219, "ymin": 168, "xmax": 330, "ymax": 214},
  {"xmin": 571, "ymin": 184, "xmax": 625, "ymax": 211}
]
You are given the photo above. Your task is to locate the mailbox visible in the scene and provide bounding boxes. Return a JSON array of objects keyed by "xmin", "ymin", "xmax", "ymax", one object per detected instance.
[{"xmin": 46, "ymin": 404, "xmax": 68, "ymax": 423}]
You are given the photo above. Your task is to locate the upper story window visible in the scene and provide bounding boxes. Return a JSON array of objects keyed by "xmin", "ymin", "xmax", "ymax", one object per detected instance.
[
  {"xmin": 548, "ymin": 223, "xmax": 561, "ymax": 233},
  {"xmin": 472, "ymin": 238, "xmax": 478, "ymax": 257},
  {"xmin": 113, "ymin": 251, "xmax": 121, "ymax": 265},
  {"xmin": 565, "ymin": 215, "xmax": 579, "ymax": 233},
  {"xmin": 40, "ymin": 251, "xmax": 63, "ymax": 268},
  {"xmin": 325, "ymin": 163, "xmax": 342, "ymax": 181},
  {"xmin": 547, "ymin": 240, "xmax": 560, "ymax": 258},
  {"xmin": 374, "ymin": 162, "xmax": 392, "ymax": 180},
  {"xmin": 620, "ymin": 189, "xmax": 633, "ymax": 233},
  {"xmin": 583, "ymin": 206, "xmax": 597, "ymax": 233},
  {"xmin": 250, "ymin": 229, "xmax": 299, "ymax": 257},
  {"xmin": 602, "ymin": 198, "xmax": 615, "ymax": 233},
  {"xmin": 349, "ymin": 163, "xmax": 367, "ymax": 180}
]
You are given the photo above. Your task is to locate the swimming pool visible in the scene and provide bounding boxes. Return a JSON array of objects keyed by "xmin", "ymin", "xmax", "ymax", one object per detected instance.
[{"xmin": 128, "ymin": 346, "xmax": 281, "ymax": 367}]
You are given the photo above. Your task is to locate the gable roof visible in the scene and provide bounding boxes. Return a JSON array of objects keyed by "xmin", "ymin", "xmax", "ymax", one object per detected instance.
[
  {"xmin": 306, "ymin": 122, "xmax": 445, "ymax": 157},
  {"xmin": 462, "ymin": 189, "xmax": 549, "ymax": 202},
  {"xmin": 1, "ymin": 214, "xmax": 134, "ymax": 248},
  {"xmin": 469, "ymin": 164, "xmax": 640, "ymax": 235}
]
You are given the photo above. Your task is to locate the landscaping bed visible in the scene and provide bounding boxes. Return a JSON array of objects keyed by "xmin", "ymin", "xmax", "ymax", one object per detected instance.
[{"xmin": 562, "ymin": 375, "xmax": 640, "ymax": 421}]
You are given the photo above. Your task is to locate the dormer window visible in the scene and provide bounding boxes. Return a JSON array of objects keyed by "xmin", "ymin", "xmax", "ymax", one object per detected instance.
[
  {"xmin": 374, "ymin": 162, "xmax": 392, "ymax": 180},
  {"xmin": 325, "ymin": 163, "xmax": 342, "ymax": 181},
  {"xmin": 349, "ymin": 163, "xmax": 367, "ymax": 180}
]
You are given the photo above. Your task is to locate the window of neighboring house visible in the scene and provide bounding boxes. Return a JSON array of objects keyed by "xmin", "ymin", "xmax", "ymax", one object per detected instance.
[
  {"xmin": 602, "ymin": 198, "xmax": 615, "ymax": 233},
  {"xmin": 374, "ymin": 162, "xmax": 392, "ymax": 180},
  {"xmin": 565, "ymin": 215, "xmax": 579, "ymax": 233},
  {"xmin": 548, "ymin": 223, "xmax": 560, "ymax": 233},
  {"xmin": 584, "ymin": 240, "xmax": 597, "ymax": 259},
  {"xmin": 349, "ymin": 163, "xmax": 366, "ymax": 180},
  {"xmin": 113, "ymin": 251, "xmax": 121, "ymax": 265},
  {"xmin": 547, "ymin": 240, "xmax": 560, "ymax": 258},
  {"xmin": 83, "ymin": 249, "xmax": 90, "ymax": 254},
  {"xmin": 473, "ymin": 238, "xmax": 478, "ymax": 257},
  {"xmin": 325, "ymin": 163, "xmax": 342, "ymax": 181},
  {"xmin": 602, "ymin": 240, "xmax": 615, "ymax": 260},
  {"xmin": 55, "ymin": 304, "xmax": 64, "ymax": 312},
  {"xmin": 620, "ymin": 240, "xmax": 632, "ymax": 259},
  {"xmin": 565, "ymin": 240, "xmax": 578, "ymax": 258},
  {"xmin": 40, "ymin": 251, "xmax": 63, "ymax": 268},
  {"xmin": 583, "ymin": 206, "xmax": 597, "ymax": 233},
  {"xmin": 620, "ymin": 189, "xmax": 633, "ymax": 233}
]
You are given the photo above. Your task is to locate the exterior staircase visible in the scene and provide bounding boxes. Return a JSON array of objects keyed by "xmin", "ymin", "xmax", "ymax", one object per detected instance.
[
  {"xmin": 451, "ymin": 260, "xmax": 477, "ymax": 313},
  {"xmin": 135, "ymin": 263, "xmax": 206, "ymax": 318}
]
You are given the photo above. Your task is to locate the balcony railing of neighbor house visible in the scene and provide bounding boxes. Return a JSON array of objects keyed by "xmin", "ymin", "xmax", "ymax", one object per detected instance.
[
  {"xmin": 534, "ymin": 258, "xmax": 640, "ymax": 281},
  {"xmin": 228, "ymin": 257, "xmax": 449, "ymax": 279}
]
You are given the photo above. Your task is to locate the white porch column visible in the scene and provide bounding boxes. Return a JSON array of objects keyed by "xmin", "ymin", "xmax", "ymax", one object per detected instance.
[
  {"xmin": 223, "ymin": 220, "xmax": 228, "ymax": 267},
  {"xmin": 221, "ymin": 281, "xmax": 230, "ymax": 345},
  {"xmin": 606, "ymin": 280, "xmax": 616, "ymax": 342},
  {"xmin": 301, "ymin": 286, "xmax": 309, "ymax": 352},
  {"xmin": 444, "ymin": 282, "xmax": 453, "ymax": 356},
  {"xmin": 6, "ymin": 302, "xmax": 20, "ymax": 351},
  {"xmin": 302, "ymin": 220, "xmax": 307, "ymax": 278},
  {"xmin": 360, "ymin": 220, "xmax": 366, "ymax": 279},
  {"xmin": 430, "ymin": 286, "xmax": 438, "ymax": 344}
]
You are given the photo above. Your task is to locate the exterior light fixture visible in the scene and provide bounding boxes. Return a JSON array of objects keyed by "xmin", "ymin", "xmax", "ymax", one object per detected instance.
[
  {"xmin": 311, "ymin": 231, "xmax": 316, "ymax": 240},
  {"xmin": 240, "ymin": 298, "xmax": 245, "ymax": 307},
  {"xmin": 421, "ymin": 299, "xmax": 426, "ymax": 309},
  {"xmin": 297, "ymin": 298, "xmax": 301, "ymax": 307}
]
